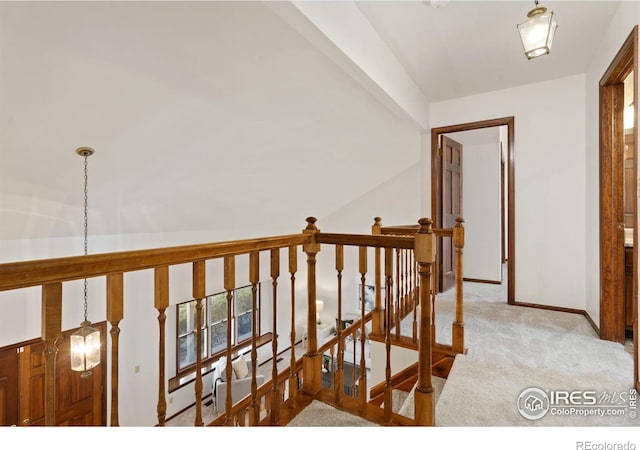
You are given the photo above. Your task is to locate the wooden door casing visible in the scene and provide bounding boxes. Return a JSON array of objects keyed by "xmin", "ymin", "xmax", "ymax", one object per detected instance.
[
  {"xmin": 431, "ymin": 117, "xmax": 515, "ymax": 303},
  {"xmin": 600, "ymin": 27, "xmax": 637, "ymax": 344},
  {"xmin": 600, "ymin": 81, "xmax": 626, "ymax": 344},
  {"xmin": 439, "ymin": 135, "xmax": 463, "ymax": 293}
]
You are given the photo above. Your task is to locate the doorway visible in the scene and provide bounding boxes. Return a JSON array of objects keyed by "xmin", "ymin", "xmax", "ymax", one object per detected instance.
[
  {"xmin": 599, "ymin": 26, "xmax": 637, "ymax": 343},
  {"xmin": 598, "ymin": 26, "xmax": 638, "ymax": 390},
  {"xmin": 431, "ymin": 116, "xmax": 515, "ymax": 303}
]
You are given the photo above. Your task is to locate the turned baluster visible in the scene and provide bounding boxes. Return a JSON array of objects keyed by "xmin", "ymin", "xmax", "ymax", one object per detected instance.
[
  {"xmin": 270, "ymin": 248, "xmax": 280, "ymax": 425},
  {"xmin": 223, "ymin": 256, "xmax": 235, "ymax": 426},
  {"xmin": 155, "ymin": 267, "xmax": 169, "ymax": 426},
  {"xmin": 358, "ymin": 246, "xmax": 368, "ymax": 408},
  {"xmin": 431, "ymin": 269, "xmax": 437, "ymax": 348},
  {"xmin": 42, "ymin": 283, "xmax": 62, "ymax": 426},
  {"xmin": 107, "ymin": 273, "xmax": 123, "ymax": 426},
  {"xmin": 383, "ymin": 248, "xmax": 393, "ymax": 423},
  {"xmin": 414, "ymin": 218, "xmax": 436, "ymax": 426},
  {"xmin": 288, "ymin": 246, "xmax": 298, "ymax": 410},
  {"xmin": 399, "ymin": 249, "xmax": 404, "ymax": 317},
  {"xmin": 193, "ymin": 260, "xmax": 206, "ymax": 426},
  {"xmin": 404, "ymin": 249, "xmax": 409, "ymax": 315},
  {"xmin": 411, "ymin": 250, "xmax": 418, "ymax": 340},
  {"xmin": 372, "ymin": 217, "xmax": 384, "ymax": 335},
  {"xmin": 452, "ymin": 217, "xmax": 465, "ymax": 354},
  {"xmin": 335, "ymin": 244, "xmax": 345, "ymax": 406},
  {"xmin": 249, "ymin": 251, "xmax": 260, "ymax": 424},
  {"xmin": 302, "ymin": 217, "xmax": 322, "ymax": 394},
  {"xmin": 395, "ymin": 249, "xmax": 401, "ymax": 339}
]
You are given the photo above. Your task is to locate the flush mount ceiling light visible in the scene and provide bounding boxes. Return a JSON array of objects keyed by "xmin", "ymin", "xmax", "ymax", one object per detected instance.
[{"xmin": 517, "ymin": 0, "xmax": 558, "ymax": 60}]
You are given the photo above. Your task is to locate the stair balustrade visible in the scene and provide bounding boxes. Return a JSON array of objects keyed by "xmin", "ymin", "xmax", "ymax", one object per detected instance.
[{"xmin": 0, "ymin": 216, "xmax": 464, "ymax": 426}]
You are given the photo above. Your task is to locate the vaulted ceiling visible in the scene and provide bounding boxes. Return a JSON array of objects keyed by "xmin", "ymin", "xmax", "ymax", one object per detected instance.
[{"xmin": 0, "ymin": 1, "xmax": 625, "ymax": 248}]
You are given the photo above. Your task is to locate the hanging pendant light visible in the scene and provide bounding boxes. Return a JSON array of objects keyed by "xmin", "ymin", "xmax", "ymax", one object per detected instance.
[
  {"xmin": 70, "ymin": 147, "xmax": 101, "ymax": 378},
  {"xmin": 517, "ymin": 0, "xmax": 558, "ymax": 60}
]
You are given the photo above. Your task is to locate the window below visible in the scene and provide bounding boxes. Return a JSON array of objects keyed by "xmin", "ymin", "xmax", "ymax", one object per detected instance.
[{"xmin": 176, "ymin": 284, "xmax": 261, "ymax": 375}]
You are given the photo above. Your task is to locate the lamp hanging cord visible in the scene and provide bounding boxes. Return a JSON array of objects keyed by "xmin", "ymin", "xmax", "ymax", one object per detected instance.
[{"xmin": 76, "ymin": 147, "xmax": 94, "ymax": 323}]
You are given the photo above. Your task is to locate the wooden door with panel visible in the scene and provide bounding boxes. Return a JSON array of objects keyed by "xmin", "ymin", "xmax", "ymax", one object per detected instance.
[
  {"xmin": 440, "ymin": 135, "xmax": 463, "ymax": 293},
  {"xmin": 18, "ymin": 327, "xmax": 104, "ymax": 426},
  {"xmin": 0, "ymin": 346, "xmax": 19, "ymax": 426}
]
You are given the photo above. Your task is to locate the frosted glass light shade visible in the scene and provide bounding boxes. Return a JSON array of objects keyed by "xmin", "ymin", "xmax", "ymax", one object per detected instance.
[
  {"xmin": 70, "ymin": 321, "xmax": 101, "ymax": 377},
  {"xmin": 517, "ymin": 8, "xmax": 557, "ymax": 60}
]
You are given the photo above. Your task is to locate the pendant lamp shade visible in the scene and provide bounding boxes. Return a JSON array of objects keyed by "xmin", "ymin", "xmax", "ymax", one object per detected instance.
[
  {"xmin": 517, "ymin": 2, "xmax": 558, "ymax": 60},
  {"xmin": 70, "ymin": 321, "xmax": 101, "ymax": 377}
]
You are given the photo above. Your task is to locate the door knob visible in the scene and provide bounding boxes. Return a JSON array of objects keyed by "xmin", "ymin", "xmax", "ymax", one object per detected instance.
[{"xmin": 22, "ymin": 418, "xmax": 30, "ymax": 425}]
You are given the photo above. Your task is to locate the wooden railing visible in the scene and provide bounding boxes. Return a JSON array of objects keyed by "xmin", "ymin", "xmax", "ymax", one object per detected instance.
[
  {"xmin": 0, "ymin": 215, "xmax": 464, "ymax": 427},
  {"xmin": 380, "ymin": 217, "xmax": 466, "ymax": 354}
]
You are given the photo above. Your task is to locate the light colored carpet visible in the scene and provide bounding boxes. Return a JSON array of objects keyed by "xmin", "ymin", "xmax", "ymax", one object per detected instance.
[
  {"xmin": 430, "ymin": 284, "xmax": 637, "ymax": 426},
  {"xmin": 286, "ymin": 400, "xmax": 378, "ymax": 427}
]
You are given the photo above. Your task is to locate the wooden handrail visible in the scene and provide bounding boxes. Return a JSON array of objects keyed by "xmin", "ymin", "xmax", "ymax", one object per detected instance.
[
  {"xmin": 316, "ymin": 233, "xmax": 415, "ymax": 249},
  {"xmin": 1, "ymin": 216, "xmax": 464, "ymax": 427},
  {"xmin": 0, "ymin": 234, "xmax": 310, "ymax": 291},
  {"xmin": 380, "ymin": 224, "xmax": 453, "ymax": 237}
]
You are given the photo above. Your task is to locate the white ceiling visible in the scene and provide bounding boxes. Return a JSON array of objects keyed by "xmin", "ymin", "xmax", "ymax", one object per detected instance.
[
  {"xmin": 0, "ymin": 0, "xmax": 627, "ymax": 245},
  {"xmin": 0, "ymin": 1, "xmax": 419, "ymax": 242},
  {"xmin": 356, "ymin": 0, "xmax": 621, "ymax": 102}
]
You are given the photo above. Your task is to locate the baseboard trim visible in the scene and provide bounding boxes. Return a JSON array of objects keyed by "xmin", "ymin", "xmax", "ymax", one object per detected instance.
[
  {"xmin": 511, "ymin": 300, "xmax": 584, "ymax": 315},
  {"xmin": 582, "ymin": 310, "xmax": 600, "ymax": 336},
  {"xmin": 511, "ymin": 301, "xmax": 601, "ymax": 337},
  {"xmin": 463, "ymin": 277, "xmax": 502, "ymax": 285}
]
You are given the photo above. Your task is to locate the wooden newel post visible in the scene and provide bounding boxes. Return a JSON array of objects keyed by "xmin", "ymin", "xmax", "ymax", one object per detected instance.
[
  {"xmin": 302, "ymin": 217, "xmax": 322, "ymax": 394},
  {"xmin": 414, "ymin": 218, "xmax": 436, "ymax": 426},
  {"xmin": 371, "ymin": 217, "xmax": 384, "ymax": 335},
  {"xmin": 452, "ymin": 217, "xmax": 465, "ymax": 354}
]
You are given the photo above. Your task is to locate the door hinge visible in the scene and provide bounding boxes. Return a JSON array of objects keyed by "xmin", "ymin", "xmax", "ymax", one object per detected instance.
[{"xmin": 17, "ymin": 347, "xmax": 24, "ymax": 354}]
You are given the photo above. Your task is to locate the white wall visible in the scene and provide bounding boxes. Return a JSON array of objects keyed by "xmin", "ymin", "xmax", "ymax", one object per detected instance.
[
  {"xmin": 311, "ymin": 162, "xmax": 421, "ymax": 320},
  {"xmin": 0, "ymin": 2, "xmax": 423, "ymax": 426},
  {"xmin": 430, "ymin": 74, "xmax": 587, "ymax": 309},
  {"xmin": 461, "ymin": 143, "xmax": 502, "ymax": 282},
  {"xmin": 584, "ymin": 2, "xmax": 640, "ymax": 328}
]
